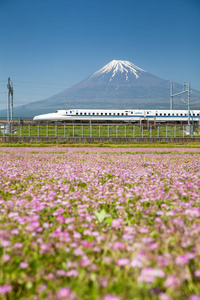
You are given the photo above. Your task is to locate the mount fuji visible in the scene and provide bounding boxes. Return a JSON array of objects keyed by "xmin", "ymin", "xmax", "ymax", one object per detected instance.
[{"xmin": 1, "ymin": 60, "xmax": 200, "ymax": 117}]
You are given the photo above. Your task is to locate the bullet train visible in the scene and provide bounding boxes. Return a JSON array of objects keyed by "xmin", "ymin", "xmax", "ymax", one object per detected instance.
[{"xmin": 33, "ymin": 109, "xmax": 200, "ymax": 123}]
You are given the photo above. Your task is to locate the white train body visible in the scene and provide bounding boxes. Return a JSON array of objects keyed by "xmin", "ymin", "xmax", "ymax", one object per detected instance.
[{"xmin": 33, "ymin": 109, "xmax": 200, "ymax": 122}]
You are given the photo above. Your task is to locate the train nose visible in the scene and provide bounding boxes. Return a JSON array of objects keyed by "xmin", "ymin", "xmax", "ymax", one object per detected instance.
[{"xmin": 33, "ymin": 115, "xmax": 40, "ymax": 121}]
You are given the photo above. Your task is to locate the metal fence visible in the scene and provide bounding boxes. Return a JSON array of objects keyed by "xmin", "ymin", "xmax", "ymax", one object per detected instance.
[{"xmin": 1, "ymin": 123, "xmax": 199, "ymax": 138}]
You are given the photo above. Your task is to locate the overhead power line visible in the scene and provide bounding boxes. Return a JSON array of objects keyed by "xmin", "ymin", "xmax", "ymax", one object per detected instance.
[{"xmin": 14, "ymin": 80, "xmax": 71, "ymax": 86}]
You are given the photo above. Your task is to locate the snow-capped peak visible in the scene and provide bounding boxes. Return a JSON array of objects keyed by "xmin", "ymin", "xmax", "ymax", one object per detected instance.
[{"xmin": 91, "ymin": 60, "xmax": 146, "ymax": 81}]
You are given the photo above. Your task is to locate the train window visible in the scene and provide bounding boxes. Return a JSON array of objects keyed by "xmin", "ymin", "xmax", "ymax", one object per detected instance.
[
  {"xmin": 147, "ymin": 112, "xmax": 149, "ymax": 114},
  {"xmin": 109, "ymin": 113, "xmax": 112, "ymax": 115},
  {"xmin": 101, "ymin": 113, "xmax": 103, "ymax": 115},
  {"xmin": 164, "ymin": 113, "xmax": 166, "ymax": 116},
  {"xmin": 97, "ymin": 113, "xmax": 99, "ymax": 115},
  {"xmin": 180, "ymin": 113, "xmax": 183, "ymax": 116},
  {"xmin": 185, "ymin": 114, "xmax": 187, "ymax": 116},
  {"xmin": 117, "ymin": 113, "xmax": 120, "ymax": 115},
  {"xmin": 197, "ymin": 114, "xmax": 199, "ymax": 116},
  {"xmin": 84, "ymin": 112, "xmax": 87, "ymax": 115},
  {"xmin": 131, "ymin": 111, "xmax": 133, "ymax": 114},
  {"xmin": 80, "ymin": 112, "xmax": 82, "ymax": 115},
  {"xmin": 176, "ymin": 113, "xmax": 179, "ymax": 116},
  {"xmin": 122, "ymin": 113, "xmax": 124, "ymax": 115},
  {"xmin": 156, "ymin": 113, "xmax": 158, "ymax": 116},
  {"xmin": 168, "ymin": 113, "xmax": 170, "ymax": 116},
  {"xmin": 93, "ymin": 113, "xmax": 95, "ymax": 115},
  {"xmin": 113, "ymin": 113, "xmax": 115, "ymax": 115},
  {"xmin": 105, "ymin": 113, "xmax": 107, "ymax": 115},
  {"xmin": 70, "ymin": 111, "xmax": 72, "ymax": 113},
  {"xmin": 88, "ymin": 113, "xmax": 91, "ymax": 115},
  {"xmin": 172, "ymin": 113, "xmax": 174, "ymax": 116},
  {"xmin": 76, "ymin": 113, "xmax": 78, "ymax": 115},
  {"xmin": 160, "ymin": 113, "xmax": 162, "ymax": 116},
  {"xmin": 125, "ymin": 113, "xmax": 128, "ymax": 116}
]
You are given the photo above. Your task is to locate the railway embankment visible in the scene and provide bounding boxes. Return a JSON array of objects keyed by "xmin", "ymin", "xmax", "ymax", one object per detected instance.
[{"xmin": 1, "ymin": 136, "xmax": 200, "ymax": 144}]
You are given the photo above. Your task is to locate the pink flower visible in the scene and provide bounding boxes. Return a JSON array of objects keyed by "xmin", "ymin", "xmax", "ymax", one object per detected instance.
[
  {"xmin": 116, "ymin": 258, "xmax": 130, "ymax": 266},
  {"xmin": 37, "ymin": 284, "xmax": 47, "ymax": 293},
  {"xmin": 93, "ymin": 247, "xmax": 101, "ymax": 252},
  {"xmin": 194, "ymin": 270, "xmax": 200, "ymax": 277},
  {"xmin": 57, "ymin": 287, "xmax": 77, "ymax": 299},
  {"xmin": 0, "ymin": 285, "xmax": 12, "ymax": 294},
  {"xmin": 11, "ymin": 228, "xmax": 19, "ymax": 234},
  {"xmin": 44, "ymin": 273, "xmax": 55, "ymax": 280},
  {"xmin": 39, "ymin": 243, "xmax": 50, "ymax": 254},
  {"xmin": 74, "ymin": 248, "xmax": 84, "ymax": 256},
  {"xmin": 189, "ymin": 295, "xmax": 200, "ymax": 300},
  {"xmin": 123, "ymin": 226, "xmax": 135, "ymax": 234},
  {"xmin": 56, "ymin": 269, "xmax": 67, "ymax": 277},
  {"xmin": 25, "ymin": 221, "xmax": 41, "ymax": 232},
  {"xmin": 80, "ymin": 256, "xmax": 91, "ymax": 267},
  {"xmin": 2, "ymin": 254, "xmax": 10, "ymax": 262},
  {"xmin": 0, "ymin": 240, "xmax": 11, "ymax": 248},
  {"xmin": 89, "ymin": 264, "xmax": 98, "ymax": 271},
  {"xmin": 122, "ymin": 234, "xmax": 133, "ymax": 240},
  {"xmin": 175, "ymin": 255, "xmax": 189, "ymax": 265},
  {"xmin": 113, "ymin": 242, "xmax": 125, "ymax": 250},
  {"xmin": 73, "ymin": 232, "xmax": 81, "ymax": 239},
  {"xmin": 14, "ymin": 242, "xmax": 23, "ymax": 248},
  {"xmin": 19, "ymin": 262, "xmax": 29, "ymax": 269},
  {"xmin": 57, "ymin": 215, "xmax": 65, "ymax": 224},
  {"xmin": 138, "ymin": 267, "xmax": 165, "ymax": 283},
  {"xmin": 139, "ymin": 227, "xmax": 149, "ymax": 233},
  {"xmin": 185, "ymin": 208, "xmax": 200, "ymax": 217},
  {"xmin": 57, "ymin": 287, "xmax": 71, "ymax": 298},
  {"xmin": 111, "ymin": 218, "xmax": 123, "ymax": 228},
  {"xmin": 159, "ymin": 293, "xmax": 172, "ymax": 300},
  {"xmin": 130, "ymin": 258, "xmax": 143, "ymax": 268},
  {"xmin": 103, "ymin": 256, "xmax": 113, "ymax": 264},
  {"xmin": 149, "ymin": 243, "xmax": 158, "ymax": 250},
  {"xmin": 164, "ymin": 276, "xmax": 180, "ymax": 289},
  {"xmin": 83, "ymin": 229, "xmax": 92, "ymax": 236},
  {"xmin": 101, "ymin": 277, "xmax": 108, "ymax": 287},
  {"xmin": 66, "ymin": 269, "xmax": 79, "ymax": 277},
  {"xmin": 81, "ymin": 240, "xmax": 94, "ymax": 248},
  {"xmin": 155, "ymin": 217, "xmax": 162, "ymax": 222},
  {"xmin": 48, "ymin": 191, "xmax": 56, "ymax": 200},
  {"xmin": 65, "ymin": 217, "xmax": 75, "ymax": 224}
]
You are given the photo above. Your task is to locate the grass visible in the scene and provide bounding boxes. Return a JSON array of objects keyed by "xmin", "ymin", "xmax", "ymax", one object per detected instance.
[
  {"xmin": 1, "ymin": 124, "xmax": 199, "ymax": 138},
  {"xmin": 0, "ymin": 141, "xmax": 200, "ymax": 148}
]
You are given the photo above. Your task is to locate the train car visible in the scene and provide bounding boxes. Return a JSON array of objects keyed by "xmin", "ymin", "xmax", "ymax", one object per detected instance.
[{"xmin": 33, "ymin": 109, "xmax": 200, "ymax": 123}]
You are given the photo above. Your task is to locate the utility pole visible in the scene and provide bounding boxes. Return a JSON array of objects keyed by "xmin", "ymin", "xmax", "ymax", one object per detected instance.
[
  {"xmin": 6, "ymin": 77, "xmax": 14, "ymax": 133},
  {"xmin": 187, "ymin": 83, "xmax": 190, "ymax": 126},
  {"xmin": 170, "ymin": 81, "xmax": 190, "ymax": 125},
  {"xmin": 10, "ymin": 81, "xmax": 14, "ymax": 120},
  {"xmin": 170, "ymin": 81, "xmax": 174, "ymax": 110}
]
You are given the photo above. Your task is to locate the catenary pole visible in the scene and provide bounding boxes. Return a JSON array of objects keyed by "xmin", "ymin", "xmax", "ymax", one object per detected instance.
[{"xmin": 7, "ymin": 77, "xmax": 10, "ymax": 125}]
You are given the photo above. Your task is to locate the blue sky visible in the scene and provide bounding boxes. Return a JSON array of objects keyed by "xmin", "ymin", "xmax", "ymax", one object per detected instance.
[{"xmin": 0, "ymin": 0, "xmax": 200, "ymax": 110}]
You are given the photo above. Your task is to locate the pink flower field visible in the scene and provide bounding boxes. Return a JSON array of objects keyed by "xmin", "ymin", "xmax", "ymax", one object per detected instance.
[{"xmin": 0, "ymin": 147, "xmax": 200, "ymax": 300}]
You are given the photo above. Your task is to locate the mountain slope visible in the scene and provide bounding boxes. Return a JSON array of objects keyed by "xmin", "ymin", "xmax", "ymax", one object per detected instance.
[{"xmin": 1, "ymin": 60, "xmax": 200, "ymax": 118}]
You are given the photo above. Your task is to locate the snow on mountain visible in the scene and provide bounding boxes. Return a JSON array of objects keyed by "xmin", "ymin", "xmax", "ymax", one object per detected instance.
[
  {"xmin": 79, "ymin": 59, "xmax": 167, "ymax": 88},
  {"xmin": 91, "ymin": 60, "xmax": 146, "ymax": 82}
]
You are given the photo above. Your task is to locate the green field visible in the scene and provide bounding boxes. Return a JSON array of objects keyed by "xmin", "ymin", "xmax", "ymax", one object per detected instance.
[{"xmin": 1, "ymin": 124, "xmax": 199, "ymax": 138}]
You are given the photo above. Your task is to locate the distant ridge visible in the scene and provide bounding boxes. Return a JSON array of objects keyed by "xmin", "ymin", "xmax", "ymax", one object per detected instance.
[{"xmin": 0, "ymin": 59, "xmax": 199, "ymax": 118}]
